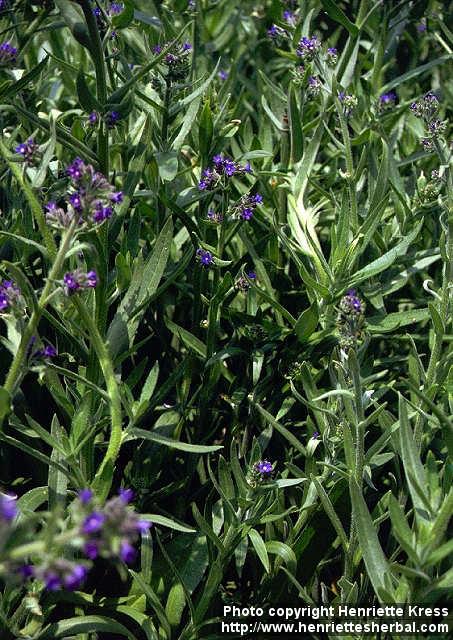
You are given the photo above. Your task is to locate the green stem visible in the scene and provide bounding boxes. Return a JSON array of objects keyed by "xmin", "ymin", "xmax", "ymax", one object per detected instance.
[
  {"xmin": 3, "ymin": 220, "xmax": 76, "ymax": 400},
  {"xmin": 78, "ymin": 0, "xmax": 109, "ymax": 175},
  {"xmin": 73, "ymin": 298, "xmax": 122, "ymax": 501},
  {"xmin": 0, "ymin": 138, "xmax": 57, "ymax": 259}
]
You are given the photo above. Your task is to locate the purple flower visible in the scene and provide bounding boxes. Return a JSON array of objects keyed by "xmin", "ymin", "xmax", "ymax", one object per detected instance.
[
  {"xmin": 88, "ymin": 111, "xmax": 98, "ymax": 125},
  {"xmin": 0, "ymin": 41, "xmax": 18, "ymax": 66},
  {"xmin": 417, "ymin": 19, "xmax": 427, "ymax": 32},
  {"xmin": 63, "ymin": 564, "xmax": 88, "ymax": 589},
  {"xmin": 78, "ymin": 488, "xmax": 93, "ymax": 505},
  {"xmin": 66, "ymin": 157, "xmax": 85, "ymax": 182},
  {"xmin": 136, "ymin": 520, "xmax": 152, "ymax": 533},
  {"xmin": 0, "ymin": 279, "xmax": 22, "ymax": 314},
  {"xmin": 105, "ymin": 111, "xmax": 120, "ymax": 128},
  {"xmin": 119, "ymin": 488, "xmax": 134, "ymax": 504},
  {"xmin": 218, "ymin": 69, "xmax": 228, "ymax": 81},
  {"xmin": 84, "ymin": 541, "xmax": 99, "ymax": 559},
  {"xmin": 307, "ymin": 75, "xmax": 321, "ymax": 97},
  {"xmin": 182, "ymin": 42, "xmax": 192, "ymax": 51},
  {"xmin": 283, "ymin": 10, "xmax": 294, "ymax": 24},
  {"xmin": 63, "ymin": 270, "xmax": 98, "ymax": 296},
  {"xmin": 82, "ymin": 512, "xmax": 105, "ymax": 534},
  {"xmin": 296, "ymin": 35, "xmax": 321, "ymax": 60},
  {"xmin": 0, "ymin": 493, "xmax": 17, "ymax": 522},
  {"xmin": 92, "ymin": 7, "xmax": 101, "ymax": 17},
  {"xmin": 35, "ymin": 345, "xmax": 57, "ymax": 359},
  {"xmin": 254, "ymin": 460, "xmax": 274, "ymax": 477},
  {"xmin": 340, "ymin": 289, "xmax": 363, "ymax": 315},
  {"xmin": 15, "ymin": 138, "xmax": 39, "ymax": 165},
  {"xmin": 119, "ymin": 540, "xmax": 136, "ymax": 564},
  {"xmin": 44, "ymin": 573, "xmax": 61, "ymax": 591},
  {"xmin": 232, "ymin": 193, "xmax": 263, "ymax": 221},
  {"xmin": 196, "ymin": 248, "xmax": 214, "ymax": 267},
  {"xmin": 312, "ymin": 431, "xmax": 319, "ymax": 439},
  {"xmin": 153, "ymin": 44, "xmax": 163, "ymax": 54},
  {"xmin": 108, "ymin": 2, "xmax": 124, "ymax": 15},
  {"xmin": 379, "ymin": 91, "xmax": 397, "ymax": 111}
]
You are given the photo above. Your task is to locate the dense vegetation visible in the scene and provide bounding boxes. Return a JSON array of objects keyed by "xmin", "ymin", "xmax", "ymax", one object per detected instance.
[{"xmin": 0, "ymin": 0, "xmax": 452, "ymax": 638}]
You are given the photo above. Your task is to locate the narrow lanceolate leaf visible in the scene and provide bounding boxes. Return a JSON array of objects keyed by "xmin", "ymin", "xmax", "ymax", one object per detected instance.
[
  {"xmin": 126, "ymin": 427, "xmax": 222, "ymax": 453},
  {"xmin": 248, "ymin": 529, "xmax": 270, "ymax": 573},
  {"xmin": 398, "ymin": 394, "xmax": 430, "ymax": 522},
  {"xmin": 349, "ymin": 478, "xmax": 394, "ymax": 602},
  {"xmin": 107, "ymin": 216, "xmax": 173, "ymax": 359}
]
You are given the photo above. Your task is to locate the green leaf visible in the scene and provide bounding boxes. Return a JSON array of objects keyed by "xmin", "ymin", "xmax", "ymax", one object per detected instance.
[
  {"xmin": 311, "ymin": 475, "xmax": 349, "ymax": 550},
  {"xmin": 348, "ymin": 222, "xmax": 422, "ymax": 287},
  {"xmin": 398, "ymin": 394, "xmax": 429, "ymax": 522},
  {"xmin": 156, "ymin": 151, "xmax": 179, "ymax": 181},
  {"xmin": 107, "ymin": 216, "xmax": 173, "ymax": 360},
  {"xmin": 140, "ymin": 514, "xmax": 196, "ymax": 533},
  {"xmin": 295, "ymin": 304, "xmax": 318, "ymax": 342},
  {"xmin": 248, "ymin": 529, "xmax": 270, "ymax": 573},
  {"xmin": 265, "ymin": 541, "xmax": 297, "ymax": 574},
  {"xmin": 36, "ymin": 615, "xmax": 137, "ymax": 640},
  {"xmin": 349, "ymin": 478, "xmax": 394, "ymax": 601},
  {"xmin": 130, "ymin": 570, "xmax": 172, "ymax": 639},
  {"xmin": 165, "ymin": 318, "xmax": 207, "ymax": 358},
  {"xmin": 321, "ymin": 0, "xmax": 359, "ymax": 35},
  {"xmin": 127, "ymin": 427, "xmax": 222, "ymax": 453},
  {"xmin": 76, "ymin": 69, "xmax": 99, "ymax": 112},
  {"xmin": 381, "ymin": 54, "xmax": 453, "ymax": 93},
  {"xmin": 367, "ymin": 308, "xmax": 430, "ymax": 334},
  {"xmin": 288, "ymin": 84, "xmax": 303, "ymax": 163}
]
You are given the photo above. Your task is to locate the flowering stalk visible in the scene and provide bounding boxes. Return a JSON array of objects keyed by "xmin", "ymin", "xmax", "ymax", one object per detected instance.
[
  {"xmin": 72, "ymin": 297, "xmax": 122, "ymax": 501},
  {"xmin": 2, "ymin": 218, "xmax": 78, "ymax": 412},
  {"xmin": 414, "ymin": 140, "xmax": 453, "ymax": 446},
  {"xmin": 0, "ymin": 137, "xmax": 57, "ymax": 259}
]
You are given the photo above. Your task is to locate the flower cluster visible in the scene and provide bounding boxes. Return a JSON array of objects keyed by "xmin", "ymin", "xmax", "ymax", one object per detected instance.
[
  {"xmin": 230, "ymin": 193, "xmax": 263, "ymax": 221},
  {"xmin": 307, "ymin": 75, "xmax": 321, "ymax": 98},
  {"xmin": 196, "ymin": 248, "xmax": 214, "ymax": 268},
  {"xmin": 77, "ymin": 488, "xmax": 151, "ymax": 564},
  {"xmin": 410, "ymin": 92, "xmax": 439, "ymax": 121},
  {"xmin": 0, "ymin": 279, "xmax": 22, "ymax": 314},
  {"xmin": 378, "ymin": 92, "xmax": 397, "ymax": 112},
  {"xmin": 337, "ymin": 288, "xmax": 366, "ymax": 350},
  {"xmin": 153, "ymin": 41, "xmax": 192, "ymax": 81},
  {"xmin": 326, "ymin": 47, "xmax": 338, "ymax": 66},
  {"xmin": 198, "ymin": 154, "xmax": 251, "ymax": 191},
  {"xmin": 267, "ymin": 24, "xmax": 287, "ymax": 41},
  {"xmin": 410, "ymin": 92, "xmax": 446, "ymax": 149},
  {"xmin": 15, "ymin": 138, "xmax": 40, "ymax": 166},
  {"xmin": 46, "ymin": 157, "xmax": 123, "ymax": 228},
  {"xmin": 27, "ymin": 559, "xmax": 88, "ymax": 591},
  {"xmin": 235, "ymin": 271, "xmax": 256, "ymax": 292},
  {"xmin": 109, "ymin": 2, "xmax": 124, "ymax": 15},
  {"xmin": 206, "ymin": 208, "xmax": 224, "ymax": 224},
  {"xmin": 0, "ymin": 41, "xmax": 18, "ymax": 67},
  {"xmin": 338, "ymin": 92, "xmax": 358, "ymax": 118},
  {"xmin": 248, "ymin": 460, "xmax": 275, "ymax": 487},
  {"xmin": 63, "ymin": 269, "xmax": 97, "ymax": 295},
  {"xmin": 415, "ymin": 170, "xmax": 443, "ymax": 206},
  {"xmin": 296, "ymin": 35, "xmax": 321, "ymax": 61}
]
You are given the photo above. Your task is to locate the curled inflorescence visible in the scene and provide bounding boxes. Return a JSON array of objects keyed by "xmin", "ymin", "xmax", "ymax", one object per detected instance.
[
  {"xmin": 46, "ymin": 158, "xmax": 123, "ymax": 228},
  {"xmin": 337, "ymin": 289, "xmax": 366, "ymax": 351},
  {"xmin": 0, "ymin": 279, "xmax": 23, "ymax": 314},
  {"xmin": 63, "ymin": 269, "xmax": 97, "ymax": 295},
  {"xmin": 198, "ymin": 154, "xmax": 252, "ymax": 191},
  {"xmin": 296, "ymin": 35, "xmax": 321, "ymax": 61},
  {"xmin": 0, "ymin": 41, "xmax": 18, "ymax": 67},
  {"xmin": 76, "ymin": 488, "xmax": 151, "ymax": 565}
]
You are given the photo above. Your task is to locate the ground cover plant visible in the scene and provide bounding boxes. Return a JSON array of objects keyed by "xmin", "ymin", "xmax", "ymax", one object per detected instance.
[{"xmin": 0, "ymin": 0, "xmax": 452, "ymax": 638}]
